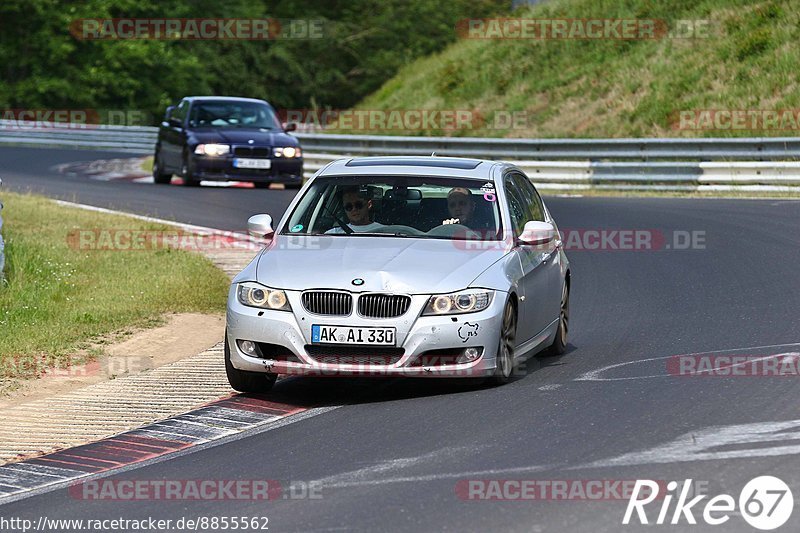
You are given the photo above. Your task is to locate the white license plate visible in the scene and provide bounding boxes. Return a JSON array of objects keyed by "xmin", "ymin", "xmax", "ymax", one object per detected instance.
[
  {"xmin": 233, "ymin": 158, "xmax": 271, "ymax": 169},
  {"xmin": 311, "ymin": 325, "xmax": 395, "ymax": 346}
]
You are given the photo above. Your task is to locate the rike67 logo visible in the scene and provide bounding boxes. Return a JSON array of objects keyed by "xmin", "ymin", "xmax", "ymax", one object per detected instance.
[{"xmin": 623, "ymin": 476, "xmax": 793, "ymax": 530}]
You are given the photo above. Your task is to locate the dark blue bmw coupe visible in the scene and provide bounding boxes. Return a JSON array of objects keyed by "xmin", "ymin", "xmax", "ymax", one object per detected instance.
[{"xmin": 153, "ymin": 96, "xmax": 304, "ymax": 189}]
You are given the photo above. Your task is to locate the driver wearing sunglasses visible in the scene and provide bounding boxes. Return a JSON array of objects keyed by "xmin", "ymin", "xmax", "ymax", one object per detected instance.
[{"xmin": 325, "ymin": 186, "xmax": 387, "ymax": 234}]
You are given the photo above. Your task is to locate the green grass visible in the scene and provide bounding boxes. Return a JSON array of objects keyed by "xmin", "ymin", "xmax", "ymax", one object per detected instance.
[
  {"xmin": 141, "ymin": 155, "xmax": 154, "ymax": 173},
  {"xmin": 0, "ymin": 192, "xmax": 229, "ymax": 379},
  {"xmin": 352, "ymin": 0, "xmax": 800, "ymax": 138}
]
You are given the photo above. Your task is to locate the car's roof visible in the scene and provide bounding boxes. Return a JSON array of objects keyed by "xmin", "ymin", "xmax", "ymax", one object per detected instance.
[
  {"xmin": 319, "ymin": 156, "xmax": 509, "ymax": 180},
  {"xmin": 183, "ymin": 96, "xmax": 270, "ymax": 104}
]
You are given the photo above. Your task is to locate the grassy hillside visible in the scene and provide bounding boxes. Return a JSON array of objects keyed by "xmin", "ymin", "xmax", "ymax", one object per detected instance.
[{"xmin": 354, "ymin": 0, "xmax": 799, "ymax": 137}]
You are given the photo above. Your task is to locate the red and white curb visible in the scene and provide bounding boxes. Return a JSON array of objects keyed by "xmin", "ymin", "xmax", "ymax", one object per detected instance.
[{"xmin": 0, "ymin": 394, "xmax": 315, "ymax": 504}]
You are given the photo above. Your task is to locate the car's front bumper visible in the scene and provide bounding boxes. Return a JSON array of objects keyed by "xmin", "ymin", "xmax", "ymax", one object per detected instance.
[
  {"xmin": 226, "ymin": 286, "xmax": 507, "ymax": 378},
  {"xmin": 190, "ymin": 155, "xmax": 303, "ymax": 184}
]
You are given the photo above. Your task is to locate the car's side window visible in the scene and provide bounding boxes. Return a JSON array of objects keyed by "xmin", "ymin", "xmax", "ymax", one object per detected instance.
[
  {"xmin": 503, "ymin": 176, "xmax": 528, "ymax": 236},
  {"xmin": 511, "ymin": 172, "xmax": 546, "ymax": 222},
  {"xmin": 172, "ymin": 100, "xmax": 189, "ymax": 124}
]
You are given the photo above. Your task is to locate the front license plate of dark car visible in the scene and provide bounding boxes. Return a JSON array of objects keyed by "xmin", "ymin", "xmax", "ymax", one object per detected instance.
[{"xmin": 233, "ymin": 158, "xmax": 271, "ymax": 169}]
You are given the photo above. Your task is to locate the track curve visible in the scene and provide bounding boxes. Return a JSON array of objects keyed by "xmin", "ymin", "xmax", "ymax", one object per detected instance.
[{"xmin": 2, "ymin": 145, "xmax": 800, "ymax": 532}]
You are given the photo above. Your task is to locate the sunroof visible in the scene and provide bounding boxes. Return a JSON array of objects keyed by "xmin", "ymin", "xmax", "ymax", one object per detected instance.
[{"xmin": 345, "ymin": 158, "xmax": 482, "ymax": 170}]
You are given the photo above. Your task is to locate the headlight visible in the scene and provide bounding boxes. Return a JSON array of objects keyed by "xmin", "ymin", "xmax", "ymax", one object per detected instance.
[
  {"xmin": 237, "ymin": 282, "xmax": 291, "ymax": 311},
  {"xmin": 422, "ymin": 289, "xmax": 494, "ymax": 315},
  {"xmin": 273, "ymin": 146, "xmax": 302, "ymax": 158},
  {"xmin": 194, "ymin": 144, "xmax": 230, "ymax": 156}
]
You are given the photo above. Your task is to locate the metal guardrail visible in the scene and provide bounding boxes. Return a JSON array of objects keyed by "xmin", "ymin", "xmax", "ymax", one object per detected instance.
[
  {"xmin": 0, "ymin": 122, "xmax": 798, "ymax": 191},
  {"xmin": 0, "ymin": 123, "xmax": 156, "ymax": 154},
  {"xmin": 302, "ymin": 154, "xmax": 800, "ymax": 193},
  {"xmin": 2, "ymin": 123, "xmax": 799, "ymax": 160},
  {"xmin": 294, "ymin": 133, "xmax": 800, "ymax": 161}
]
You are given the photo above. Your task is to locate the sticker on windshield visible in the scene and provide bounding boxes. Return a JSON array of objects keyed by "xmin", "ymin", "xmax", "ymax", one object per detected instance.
[
  {"xmin": 480, "ymin": 183, "xmax": 497, "ymax": 202},
  {"xmin": 290, "ymin": 224, "xmax": 304, "ymax": 232}
]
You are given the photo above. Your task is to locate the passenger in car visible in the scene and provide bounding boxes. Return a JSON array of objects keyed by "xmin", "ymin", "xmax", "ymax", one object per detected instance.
[
  {"xmin": 442, "ymin": 187, "xmax": 475, "ymax": 227},
  {"xmin": 326, "ymin": 186, "xmax": 387, "ymax": 234}
]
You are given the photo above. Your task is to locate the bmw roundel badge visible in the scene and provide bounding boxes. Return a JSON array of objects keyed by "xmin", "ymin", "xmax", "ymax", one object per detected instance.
[{"xmin": 352, "ymin": 278, "xmax": 365, "ymax": 286}]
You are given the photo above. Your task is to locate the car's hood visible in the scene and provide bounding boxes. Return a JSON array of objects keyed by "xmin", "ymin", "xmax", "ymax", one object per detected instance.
[
  {"xmin": 189, "ymin": 128, "xmax": 299, "ymax": 147},
  {"xmin": 255, "ymin": 236, "xmax": 509, "ymax": 294}
]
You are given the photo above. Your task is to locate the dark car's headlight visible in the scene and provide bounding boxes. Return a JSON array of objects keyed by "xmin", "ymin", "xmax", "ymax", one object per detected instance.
[
  {"xmin": 195, "ymin": 144, "xmax": 230, "ymax": 156},
  {"xmin": 237, "ymin": 282, "xmax": 291, "ymax": 311},
  {"xmin": 273, "ymin": 146, "xmax": 302, "ymax": 158},
  {"xmin": 422, "ymin": 289, "xmax": 494, "ymax": 315}
]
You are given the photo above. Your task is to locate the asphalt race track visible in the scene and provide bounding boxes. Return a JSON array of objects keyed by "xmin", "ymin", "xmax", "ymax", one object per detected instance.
[
  {"xmin": 2, "ymin": 146, "xmax": 800, "ymax": 532},
  {"xmin": 0, "ymin": 146, "xmax": 296, "ymax": 231}
]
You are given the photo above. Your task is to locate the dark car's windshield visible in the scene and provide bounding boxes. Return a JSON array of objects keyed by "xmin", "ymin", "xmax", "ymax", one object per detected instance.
[
  {"xmin": 282, "ymin": 175, "xmax": 503, "ymax": 240},
  {"xmin": 188, "ymin": 101, "xmax": 279, "ymax": 129}
]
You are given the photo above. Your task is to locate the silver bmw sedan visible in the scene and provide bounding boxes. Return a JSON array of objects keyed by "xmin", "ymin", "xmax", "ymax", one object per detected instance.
[{"xmin": 225, "ymin": 156, "xmax": 570, "ymax": 391}]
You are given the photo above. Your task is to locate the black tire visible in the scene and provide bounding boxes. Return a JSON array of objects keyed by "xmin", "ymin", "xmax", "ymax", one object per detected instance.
[
  {"xmin": 253, "ymin": 182, "xmax": 271, "ymax": 189},
  {"xmin": 284, "ymin": 182, "xmax": 303, "ymax": 190},
  {"xmin": 224, "ymin": 333, "xmax": 277, "ymax": 393},
  {"xmin": 543, "ymin": 281, "xmax": 569, "ymax": 356},
  {"xmin": 180, "ymin": 154, "xmax": 201, "ymax": 187},
  {"xmin": 491, "ymin": 301, "xmax": 518, "ymax": 385},
  {"xmin": 152, "ymin": 151, "xmax": 172, "ymax": 184}
]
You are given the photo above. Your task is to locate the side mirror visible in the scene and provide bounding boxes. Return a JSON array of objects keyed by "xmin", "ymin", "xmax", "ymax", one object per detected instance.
[
  {"xmin": 518, "ymin": 221, "xmax": 556, "ymax": 246},
  {"xmin": 164, "ymin": 105, "xmax": 175, "ymax": 121},
  {"xmin": 248, "ymin": 214, "xmax": 274, "ymax": 239},
  {"xmin": 283, "ymin": 122, "xmax": 297, "ymax": 132}
]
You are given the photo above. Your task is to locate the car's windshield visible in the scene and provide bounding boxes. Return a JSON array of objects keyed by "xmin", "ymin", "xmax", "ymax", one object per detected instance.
[
  {"xmin": 189, "ymin": 101, "xmax": 279, "ymax": 129},
  {"xmin": 282, "ymin": 175, "xmax": 502, "ymax": 240}
]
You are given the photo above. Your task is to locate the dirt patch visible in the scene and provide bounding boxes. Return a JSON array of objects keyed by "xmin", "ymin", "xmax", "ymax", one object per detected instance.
[{"xmin": 0, "ymin": 313, "xmax": 224, "ymax": 409}]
